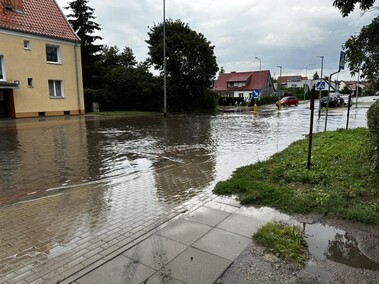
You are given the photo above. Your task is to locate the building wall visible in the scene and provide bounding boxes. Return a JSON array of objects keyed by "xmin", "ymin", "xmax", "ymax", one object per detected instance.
[{"xmin": 0, "ymin": 31, "xmax": 84, "ymax": 118}]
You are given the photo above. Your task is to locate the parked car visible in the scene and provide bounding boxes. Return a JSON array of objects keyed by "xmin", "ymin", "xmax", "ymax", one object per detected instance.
[
  {"xmin": 340, "ymin": 95, "xmax": 352, "ymax": 106},
  {"xmin": 276, "ymin": 96, "xmax": 299, "ymax": 107},
  {"xmin": 320, "ymin": 95, "xmax": 344, "ymax": 108}
]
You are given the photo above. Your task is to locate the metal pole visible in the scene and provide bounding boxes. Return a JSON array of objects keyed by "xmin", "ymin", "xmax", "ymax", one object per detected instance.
[
  {"xmin": 324, "ymin": 69, "xmax": 342, "ymax": 131},
  {"xmin": 255, "ymin": 57, "xmax": 261, "ymax": 99},
  {"xmin": 277, "ymin": 65, "xmax": 282, "ymax": 96},
  {"xmin": 308, "ymin": 86, "xmax": 316, "ymax": 169},
  {"xmin": 324, "ymin": 69, "xmax": 342, "ymax": 132},
  {"xmin": 255, "ymin": 57, "xmax": 261, "ymax": 71},
  {"xmin": 355, "ymin": 68, "xmax": 359, "ymax": 108},
  {"xmin": 304, "ymin": 64, "xmax": 315, "ymax": 100},
  {"xmin": 163, "ymin": 0, "xmax": 167, "ymax": 117},
  {"xmin": 346, "ymin": 94, "xmax": 351, "ymax": 129},
  {"xmin": 318, "ymin": 56, "xmax": 324, "ymax": 118}
]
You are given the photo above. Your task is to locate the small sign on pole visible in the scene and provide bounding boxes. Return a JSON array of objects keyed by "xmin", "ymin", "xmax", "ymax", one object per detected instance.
[{"xmin": 316, "ymin": 81, "xmax": 325, "ymax": 89}]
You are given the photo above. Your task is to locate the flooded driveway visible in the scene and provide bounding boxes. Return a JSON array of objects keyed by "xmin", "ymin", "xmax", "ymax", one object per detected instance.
[{"xmin": 0, "ymin": 97, "xmax": 377, "ymax": 283}]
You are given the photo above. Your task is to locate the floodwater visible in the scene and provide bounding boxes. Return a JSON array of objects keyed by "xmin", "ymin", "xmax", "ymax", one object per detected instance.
[
  {"xmin": 1, "ymin": 97, "xmax": 374, "ymax": 206},
  {"xmin": 0, "ymin": 97, "xmax": 377, "ymax": 274}
]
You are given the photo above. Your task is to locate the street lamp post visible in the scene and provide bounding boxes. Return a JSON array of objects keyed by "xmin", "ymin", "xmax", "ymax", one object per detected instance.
[
  {"xmin": 255, "ymin": 57, "xmax": 262, "ymax": 101},
  {"xmin": 255, "ymin": 57, "xmax": 261, "ymax": 71},
  {"xmin": 163, "ymin": 0, "xmax": 167, "ymax": 117},
  {"xmin": 318, "ymin": 56, "xmax": 324, "ymax": 118},
  {"xmin": 304, "ymin": 64, "xmax": 315, "ymax": 100},
  {"xmin": 277, "ymin": 65, "xmax": 282, "ymax": 95}
]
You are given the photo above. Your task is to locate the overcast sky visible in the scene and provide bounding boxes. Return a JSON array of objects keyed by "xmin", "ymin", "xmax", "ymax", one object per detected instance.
[{"xmin": 56, "ymin": 0, "xmax": 378, "ymax": 80}]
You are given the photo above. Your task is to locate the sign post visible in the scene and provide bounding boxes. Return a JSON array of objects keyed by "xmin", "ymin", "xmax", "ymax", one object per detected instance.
[
  {"xmin": 324, "ymin": 51, "xmax": 345, "ymax": 131},
  {"xmin": 252, "ymin": 89, "xmax": 260, "ymax": 114}
]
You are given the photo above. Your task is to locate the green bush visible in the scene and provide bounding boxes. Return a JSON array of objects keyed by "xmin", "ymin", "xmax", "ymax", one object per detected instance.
[{"xmin": 367, "ymin": 100, "xmax": 379, "ymax": 175}]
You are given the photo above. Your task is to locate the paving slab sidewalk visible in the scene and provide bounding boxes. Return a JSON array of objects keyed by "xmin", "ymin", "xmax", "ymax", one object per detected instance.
[{"xmin": 71, "ymin": 196, "xmax": 274, "ymax": 284}]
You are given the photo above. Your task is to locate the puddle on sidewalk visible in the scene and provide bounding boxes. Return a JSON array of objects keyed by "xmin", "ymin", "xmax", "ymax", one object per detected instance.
[
  {"xmin": 226, "ymin": 202, "xmax": 378, "ymax": 271},
  {"xmin": 303, "ymin": 222, "xmax": 379, "ymax": 270}
]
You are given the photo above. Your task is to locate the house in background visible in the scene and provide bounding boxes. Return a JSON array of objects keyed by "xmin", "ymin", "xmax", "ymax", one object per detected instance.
[
  {"xmin": 0, "ymin": 0, "xmax": 84, "ymax": 118},
  {"xmin": 277, "ymin": 75, "xmax": 308, "ymax": 89},
  {"xmin": 213, "ymin": 70, "xmax": 275, "ymax": 101}
]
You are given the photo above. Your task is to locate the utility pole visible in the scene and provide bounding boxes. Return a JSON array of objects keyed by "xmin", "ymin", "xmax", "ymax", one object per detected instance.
[
  {"xmin": 277, "ymin": 65, "xmax": 282, "ymax": 96},
  {"xmin": 304, "ymin": 64, "xmax": 315, "ymax": 100},
  {"xmin": 163, "ymin": 0, "xmax": 167, "ymax": 117},
  {"xmin": 318, "ymin": 56, "xmax": 324, "ymax": 118}
]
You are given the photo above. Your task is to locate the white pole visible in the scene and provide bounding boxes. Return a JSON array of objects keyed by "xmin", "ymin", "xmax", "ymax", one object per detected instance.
[{"xmin": 163, "ymin": 0, "xmax": 167, "ymax": 117}]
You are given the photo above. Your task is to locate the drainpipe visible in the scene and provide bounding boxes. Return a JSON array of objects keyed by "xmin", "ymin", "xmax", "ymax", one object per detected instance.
[{"xmin": 74, "ymin": 43, "xmax": 82, "ymax": 114}]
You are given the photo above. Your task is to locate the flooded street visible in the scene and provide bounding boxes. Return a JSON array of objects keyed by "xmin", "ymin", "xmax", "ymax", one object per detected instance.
[
  {"xmin": 0, "ymin": 98, "xmax": 373, "ymax": 206},
  {"xmin": 0, "ymin": 97, "xmax": 377, "ymax": 283}
]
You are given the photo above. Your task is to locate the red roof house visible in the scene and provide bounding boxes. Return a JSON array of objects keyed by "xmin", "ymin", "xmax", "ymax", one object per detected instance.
[
  {"xmin": 0, "ymin": 0, "xmax": 84, "ymax": 118},
  {"xmin": 0, "ymin": 0, "xmax": 80, "ymax": 42},
  {"xmin": 213, "ymin": 70, "xmax": 275, "ymax": 99}
]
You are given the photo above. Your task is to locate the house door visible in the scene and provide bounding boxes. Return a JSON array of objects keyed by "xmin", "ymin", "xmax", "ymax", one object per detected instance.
[{"xmin": 0, "ymin": 90, "xmax": 8, "ymax": 118}]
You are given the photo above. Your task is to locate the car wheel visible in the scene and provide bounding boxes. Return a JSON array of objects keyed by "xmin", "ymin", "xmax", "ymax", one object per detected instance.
[{"xmin": 295, "ymin": 103, "xmax": 298, "ymax": 106}]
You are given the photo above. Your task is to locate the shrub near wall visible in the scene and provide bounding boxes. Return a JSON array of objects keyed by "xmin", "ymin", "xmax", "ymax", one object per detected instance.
[{"xmin": 367, "ymin": 100, "xmax": 379, "ymax": 175}]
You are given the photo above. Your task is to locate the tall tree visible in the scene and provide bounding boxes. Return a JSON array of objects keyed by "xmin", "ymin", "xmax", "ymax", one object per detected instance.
[
  {"xmin": 343, "ymin": 17, "xmax": 379, "ymax": 88},
  {"xmin": 146, "ymin": 19, "xmax": 218, "ymax": 111},
  {"xmin": 333, "ymin": 0, "xmax": 376, "ymax": 17},
  {"xmin": 66, "ymin": 0, "xmax": 103, "ymax": 89},
  {"xmin": 333, "ymin": 0, "xmax": 379, "ymax": 87}
]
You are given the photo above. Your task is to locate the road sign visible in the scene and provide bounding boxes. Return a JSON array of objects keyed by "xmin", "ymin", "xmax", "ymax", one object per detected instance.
[
  {"xmin": 252, "ymin": 89, "xmax": 260, "ymax": 98},
  {"xmin": 316, "ymin": 82, "xmax": 325, "ymax": 90}
]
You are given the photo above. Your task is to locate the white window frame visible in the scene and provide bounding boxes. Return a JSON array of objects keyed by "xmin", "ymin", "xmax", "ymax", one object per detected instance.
[
  {"xmin": 0, "ymin": 56, "xmax": 5, "ymax": 81},
  {"xmin": 48, "ymin": 80, "xmax": 64, "ymax": 98},
  {"xmin": 46, "ymin": 45, "xmax": 61, "ymax": 64}
]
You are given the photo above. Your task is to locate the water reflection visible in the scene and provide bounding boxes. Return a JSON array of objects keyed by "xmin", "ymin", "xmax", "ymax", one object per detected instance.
[
  {"xmin": 303, "ymin": 222, "xmax": 379, "ymax": 270},
  {"xmin": 0, "ymin": 98, "xmax": 374, "ymax": 206},
  {"xmin": 0, "ymin": 118, "xmax": 89, "ymax": 205}
]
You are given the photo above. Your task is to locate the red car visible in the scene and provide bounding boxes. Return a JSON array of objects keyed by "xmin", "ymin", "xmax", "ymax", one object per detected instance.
[{"xmin": 276, "ymin": 96, "xmax": 299, "ymax": 107}]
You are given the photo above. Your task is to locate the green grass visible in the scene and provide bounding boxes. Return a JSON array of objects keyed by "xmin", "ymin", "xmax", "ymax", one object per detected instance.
[
  {"xmin": 213, "ymin": 128, "xmax": 379, "ymax": 225},
  {"xmin": 88, "ymin": 111, "xmax": 161, "ymax": 116},
  {"xmin": 253, "ymin": 222, "xmax": 308, "ymax": 264}
]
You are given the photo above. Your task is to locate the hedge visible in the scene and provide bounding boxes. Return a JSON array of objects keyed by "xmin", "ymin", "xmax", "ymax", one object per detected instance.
[{"xmin": 367, "ymin": 100, "xmax": 379, "ymax": 175}]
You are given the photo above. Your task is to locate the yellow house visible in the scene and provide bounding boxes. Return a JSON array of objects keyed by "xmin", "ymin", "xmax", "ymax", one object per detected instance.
[{"xmin": 0, "ymin": 0, "xmax": 84, "ymax": 118}]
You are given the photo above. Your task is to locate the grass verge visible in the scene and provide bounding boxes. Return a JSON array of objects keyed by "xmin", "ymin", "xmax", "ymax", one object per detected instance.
[
  {"xmin": 253, "ymin": 222, "xmax": 308, "ymax": 264},
  {"xmin": 213, "ymin": 128, "xmax": 379, "ymax": 225}
]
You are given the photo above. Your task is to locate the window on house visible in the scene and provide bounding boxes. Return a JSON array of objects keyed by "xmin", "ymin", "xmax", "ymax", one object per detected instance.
[
  {"xmin": 46, "ymin": 45, "xmax": 60, "ymax": 63},
  {"xmin": 239, "ymin": 93, "xmax": 243, "ymax": 98},
  {"xmin": 0, "ymin": 56, "xmax": 5, "ymax": 80},
  {"xmin": 24, "ymin": 40, "xmax": 30, "ymax": 50},
  {"xmin": 28, "ymin": 78, "xmax": 33, "ymax": 87},
  {"xmin": 48, "ymin": 80, "xmax": 63, "ymax": 98}
]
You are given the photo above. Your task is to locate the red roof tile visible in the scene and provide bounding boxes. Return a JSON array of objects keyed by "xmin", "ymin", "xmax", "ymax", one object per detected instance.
[
  {"xmin": 0, "ymin": 0, "xmax": 80, "ymax": 42},
  {"xmin": 214, "ymin": 71, "xmax": 270, "ymax": 92},
  {"xmin": 278, "ymin": 75, "xmax": 303, "ymax": 84}
]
